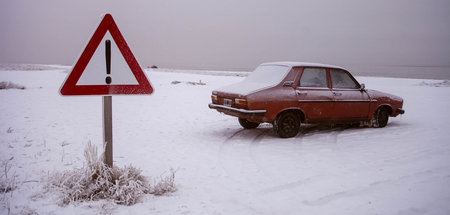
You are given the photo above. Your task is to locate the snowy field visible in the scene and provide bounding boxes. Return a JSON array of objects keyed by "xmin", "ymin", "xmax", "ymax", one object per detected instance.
[{"xmin": 1, "ymin": 66, "xmax": 450, "ymax": 215}]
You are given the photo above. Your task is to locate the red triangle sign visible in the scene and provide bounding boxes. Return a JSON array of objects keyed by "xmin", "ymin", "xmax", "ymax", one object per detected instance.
[{"xmin": 60, "ymin": 14, "xmax": 153, "ymax": 95}]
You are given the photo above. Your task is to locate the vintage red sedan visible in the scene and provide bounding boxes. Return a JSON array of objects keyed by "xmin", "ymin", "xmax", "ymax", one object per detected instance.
[{"xmin": 209, "ymin": 62, "xmax": 405, "ymax": 138}]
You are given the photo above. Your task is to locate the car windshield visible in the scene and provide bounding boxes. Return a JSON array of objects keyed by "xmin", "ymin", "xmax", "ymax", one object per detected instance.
[{"xmin": 244, "ymin": 65, "xmax": 291, "ymax": 86}]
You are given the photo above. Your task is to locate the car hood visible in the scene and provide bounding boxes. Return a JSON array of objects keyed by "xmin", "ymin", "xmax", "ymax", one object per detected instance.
[
  {"xmin": 366, "ymin": 89, "xmax": 403, "ymax": 103},
  {"xmin": 215, "ymin": 81, "xmax": 272, "ymax": 96}
]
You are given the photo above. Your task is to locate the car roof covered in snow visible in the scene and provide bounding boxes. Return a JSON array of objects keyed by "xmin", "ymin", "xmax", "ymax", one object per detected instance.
[{"xmin": 261, "ymin": 61, "xmax": 347, "ymax": 70}]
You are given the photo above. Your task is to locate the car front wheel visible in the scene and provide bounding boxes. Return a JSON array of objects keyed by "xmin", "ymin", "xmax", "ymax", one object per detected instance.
[
  {"xmin": 238, "ymin": 118, "xmax": 260, "ymax": 129},
  {"xmin": 373, "ymin": 108, "xmax": 389, "ymax": 128},
  {"xmin": 273, "ymin": 112, "xmax": 300, "ymax": 138}
]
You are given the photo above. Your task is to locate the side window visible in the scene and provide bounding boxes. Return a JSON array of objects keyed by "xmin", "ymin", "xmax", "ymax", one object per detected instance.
[
  {"xmin": 330, "ymin": 70, "xmax": 359, "ymax": 89},
  {"xmin": 299, "ymin": 68, "xmax": 328, "ymax": 88}
]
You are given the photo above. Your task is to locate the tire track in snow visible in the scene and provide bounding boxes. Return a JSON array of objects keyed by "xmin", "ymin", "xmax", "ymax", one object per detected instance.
[
  {"xmin": 250, "ymin": 129, "xmax": 268, "ymax": 144},
  {"xmin": 299, "ymin": 124, "xmax": 346, "ymax": 145},
  {"xmin": 248, "ymin": 128, "xmax": 274, "ymax": 179},
  {"xmin": 252, "ymin": 126, "xmax": 346, "ymax": 195},
  {"xmin": 223, "ymin": 129, "xmax": 246, "ymax": 143},
  {"xmin": 218, "ymin": 128, "xmax": 269, "ymax": 181},
  {"xmin": 257, "ymin": 177, "xmax": 316, "ymax": 195},
  {"xmin": 217, "ymin": 129, "xmax": 250, "ymax": 178},
  {"xmin": 302, "ymin": 165, "xmax": 450, "ymax": 206},
  {"xmin": 219, "ymin": 125, "xmax": 345, "ymax": 191},
  {"xmin": 329, "ymin": 127, "xmax": 344, "ymax": 144}
]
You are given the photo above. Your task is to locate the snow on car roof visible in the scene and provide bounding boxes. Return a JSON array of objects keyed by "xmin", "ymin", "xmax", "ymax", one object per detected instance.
[{"xmin": 261, "ymin": 61, "xmax": 347, "ymax": 70}]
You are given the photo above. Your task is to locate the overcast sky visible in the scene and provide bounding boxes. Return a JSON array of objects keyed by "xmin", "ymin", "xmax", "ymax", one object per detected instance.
[{"xmin": 1, "ymin": 0, "xmax": 449, "ymax": 73}]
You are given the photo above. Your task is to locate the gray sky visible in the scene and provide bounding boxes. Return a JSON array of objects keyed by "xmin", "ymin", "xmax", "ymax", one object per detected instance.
[{"xmin": 1, "ymin": 0, "xmax": 449, "ymax": 75}]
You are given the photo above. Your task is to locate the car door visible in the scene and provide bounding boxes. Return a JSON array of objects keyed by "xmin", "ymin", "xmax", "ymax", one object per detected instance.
[
  {"xmin": 296, "ymin": 68, "xmax": 334, "ymax": 121},
  {"xmin": 330, "ymin": 69, "xmax": 370, "ymax": 120}
]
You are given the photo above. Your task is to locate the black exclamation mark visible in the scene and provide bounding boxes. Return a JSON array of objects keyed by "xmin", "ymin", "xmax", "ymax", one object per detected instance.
[{"xmin": 105, "ymin": 40, "xmax": 112, "ymax": 84}]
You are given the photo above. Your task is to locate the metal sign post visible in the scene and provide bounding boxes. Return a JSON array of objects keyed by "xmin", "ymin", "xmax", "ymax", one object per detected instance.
[{"xmin": 103, "ymin": 95, "xmax": 113, "ymax": 167}]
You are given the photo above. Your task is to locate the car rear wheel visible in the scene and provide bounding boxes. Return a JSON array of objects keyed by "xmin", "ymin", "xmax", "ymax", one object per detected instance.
[
  {"xmin": 373, "ymin": 108, "xmax": 389, "ymax": 128},
  {"xmin": 273, "ymin": 112, "xmax": 300, "ymax": 138},
  {"xmin": 238, "ymin": 118, "xmax": 260, "ymax": 129}
]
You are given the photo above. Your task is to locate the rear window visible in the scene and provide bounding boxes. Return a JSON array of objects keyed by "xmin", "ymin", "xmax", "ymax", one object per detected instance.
[{"xmin": 244, "ymin": 65, "xmax": 291, "ymax": 86}]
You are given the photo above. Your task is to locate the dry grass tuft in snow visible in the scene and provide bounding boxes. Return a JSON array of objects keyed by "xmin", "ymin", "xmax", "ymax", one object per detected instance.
[
  {"xmin": 150, "ymin": 169, "xmax": 177, "ymax": 196},
  {"xmin": 0, "ymin": 158, "xmax": 16, "ymax": 194},
  {"xmin": 171, "ymin": 80, "xmax": 206, "ymax": 86},
  {"xmin": 0, "ymin": 81, "xmax": 25, "ymax": 90},
  {"xmin": 48, "ymin": 141, "xmax": 150, "ymax": 205},
  {"xmin": 47, "ymin": 141, "xmax": 177, "ymax": 206},
  {"xmin": 419, "ymin": 80, "xmax": 450, "ymax": 87}
]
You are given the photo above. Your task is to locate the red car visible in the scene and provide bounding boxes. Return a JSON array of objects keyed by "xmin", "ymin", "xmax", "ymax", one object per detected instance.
[{"xmin": 209, "ymin": 62, "xmax": 405, "ymax": 138}]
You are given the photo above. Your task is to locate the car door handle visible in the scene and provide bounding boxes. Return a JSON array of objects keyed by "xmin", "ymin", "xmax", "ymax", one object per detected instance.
[
  {"xmin": 333, "ymin": 92, "xmax": 342, "ymax": 96},
  {"xmin": 296, "ymin": 91, "xmax": 307, "ymax": 96}
]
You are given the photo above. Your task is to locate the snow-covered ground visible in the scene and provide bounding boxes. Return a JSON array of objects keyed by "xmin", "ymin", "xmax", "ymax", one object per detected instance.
[{"xmin": 1, "ymin": 67, "xmax": 449, "ymax": 215}]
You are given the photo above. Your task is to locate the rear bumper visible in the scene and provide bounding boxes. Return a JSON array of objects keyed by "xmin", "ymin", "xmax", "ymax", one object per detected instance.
[{"xmin": 208, "ymin": 103, "xmax": 266, "ymax": 117}]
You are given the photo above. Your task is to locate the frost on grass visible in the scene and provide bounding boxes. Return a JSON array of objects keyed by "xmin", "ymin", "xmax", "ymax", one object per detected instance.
[
  {"xmin": 0, "ymin": 158, "xmax": 16, "ymax": 194},
  {"xmin": 47, "ymin": 142, "xmax": 176, "ymax": 206},
  {"xmin": 150, "ymin": 169, "xmax": 177, "ymax": 196},
  {"xmin": 0, "ymin": 81, "xmax": 25, "ymax": 90}
]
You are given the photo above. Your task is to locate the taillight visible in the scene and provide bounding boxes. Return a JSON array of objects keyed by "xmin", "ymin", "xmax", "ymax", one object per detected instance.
[
  {"xmin": 235, "ymin": 98, "xmax": 247, "ymax": 106},
  {"xmin": 211, "ymin": 95, "xmax": 218, "ymax": 103}
]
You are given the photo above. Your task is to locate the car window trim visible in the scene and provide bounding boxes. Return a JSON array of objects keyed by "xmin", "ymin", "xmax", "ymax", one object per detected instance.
[
  {"xmin": 297, "ymin": 87, "xmax": 331, "ymax": 90},
  {"xmin": 332, "ymin": 87, "xmax": 360, "ymax": 90}
]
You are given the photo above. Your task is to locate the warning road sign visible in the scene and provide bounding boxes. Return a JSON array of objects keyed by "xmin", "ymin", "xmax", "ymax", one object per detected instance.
[{"xmin": 60, "ymin": 13, "xmax": 153, "ymax": 95}]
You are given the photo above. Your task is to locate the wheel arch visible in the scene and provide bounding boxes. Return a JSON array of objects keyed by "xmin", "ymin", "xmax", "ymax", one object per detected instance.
[
  {"xmin": 377, "ymin": 104, "xmax": 393, "ymax": 115},
  {"xmin": 274, "ymin": 108, "xmax": 305, "ymax": 123},
  {"xmin": 370, "ymin": 104, "xmax": 393, "ymax": 119}
]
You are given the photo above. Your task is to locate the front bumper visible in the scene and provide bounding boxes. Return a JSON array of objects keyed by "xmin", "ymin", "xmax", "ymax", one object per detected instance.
[
  {"xmin": 208, "ymin": 103, "xmax": 266, "ymax": 117},
  {"xmin": 396, "ymin": 108, "xmax": 405, "ymax": 115}
]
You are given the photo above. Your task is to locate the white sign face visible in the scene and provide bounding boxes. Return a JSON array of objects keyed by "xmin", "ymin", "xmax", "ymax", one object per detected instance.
[{"xmin": 76, "ymin": 31, "xmax": 139, "ymax": 86}]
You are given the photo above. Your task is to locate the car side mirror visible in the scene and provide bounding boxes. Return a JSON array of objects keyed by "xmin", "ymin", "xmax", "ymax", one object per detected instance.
[
  {"xmin": 360, "ymin": 83, "xmax": 366, "ymax": 91},
  {"xmin": 283, "ymin": 81, "xmax": 294, "ymax": 87}
]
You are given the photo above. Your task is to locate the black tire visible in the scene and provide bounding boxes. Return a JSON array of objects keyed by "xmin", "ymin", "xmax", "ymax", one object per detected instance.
[
  {"xmin": 238, "ymin": 118, "xmax": 260, "ymax": 129},
  {"xmin": 273, "ymin": 112, "xmax": 300, "ymax": 138},
  {"xmin": 373, "ymin": 108, "xmax": 389, "ymax": 128}
]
